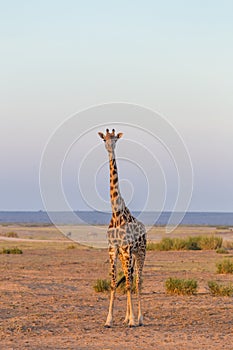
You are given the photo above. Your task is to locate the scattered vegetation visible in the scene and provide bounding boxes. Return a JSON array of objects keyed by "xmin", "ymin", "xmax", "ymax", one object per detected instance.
[
  {"xmin": 1, "ymin": 247, "xmax": 23, "ymax": 254},
  {"xmin": 216, "ymin": 259, "xmax": 233, "ymax": 274},
  {"xmin": 146, "ymin": 241, "xmax": 159, "ymax": 251},
  {"xmin": 216, "ymin": 226, "xmax": 230, "ymax": 230},
  {"xmin": 199, "ymin": 235, "xmax": 223, "ymax": 250},
  {"xmin": 165, "ymin": 277, "xmax": 198, "ymax": 295},
  {"xmin": 93, "ymin": 279, "xmax": 110, "ymax": 292},
  {"xmin": 208, "ymin": 281, "xmax": 233, "ymax": 296},
  {"xmin": 216, "ymin": 248, "xmax": 229, "ymax": 254},
  {"xmin": 4, "ymin": 231, "xmax": 18, "ymax": 238},
  {"xmin": 66, "ymin": 244, "xmax": 76, "ymax": 249},
  {"xmin": 147, "ymin": 235, "xmax": 222, "ymax": 251},
  {"xmin": 224, "ymin": 241, "xmax": 233, "ymax": 250}
]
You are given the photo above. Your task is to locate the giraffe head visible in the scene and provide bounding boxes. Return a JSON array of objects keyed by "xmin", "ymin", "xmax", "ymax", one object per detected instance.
[{"xmin": 98, "ymin": 129, "xmax": 123, "ymax": 153}]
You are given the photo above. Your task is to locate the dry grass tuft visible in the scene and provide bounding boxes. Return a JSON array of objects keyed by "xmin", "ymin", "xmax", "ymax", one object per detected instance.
[
  {"xmin": 165, "ymin": 277, "xmax": 198, "ymax": 295},
  {"xmin": 208, "ymin": 281, "xmax": 233, "ymax": 296},
  {"xmin": 216, "ymin": 259, "xmax": 233, "ymax": 274}
]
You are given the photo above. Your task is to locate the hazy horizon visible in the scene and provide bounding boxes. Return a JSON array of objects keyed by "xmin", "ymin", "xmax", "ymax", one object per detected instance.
[{"xmin": 0, "ymin": 210, "xmax": 232, "ymax": 213}]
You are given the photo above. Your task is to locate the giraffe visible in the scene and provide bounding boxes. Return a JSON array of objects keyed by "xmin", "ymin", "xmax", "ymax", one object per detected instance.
[{"xmin": 98, "ymin": 128, "xmax": 147, "ymax": 327}]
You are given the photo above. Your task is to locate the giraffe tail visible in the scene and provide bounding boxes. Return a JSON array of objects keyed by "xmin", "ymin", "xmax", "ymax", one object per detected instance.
[
  {"xmin": 116, "ymin": 264, "xmax": 134, "ymax": 288},
  {"xmin": 116, "ymin": 274, "xmax": 126, "ymax": 287}
]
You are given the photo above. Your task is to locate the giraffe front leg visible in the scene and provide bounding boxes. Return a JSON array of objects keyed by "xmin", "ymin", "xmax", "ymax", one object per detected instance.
[
  {"xmin": 124, "ymin": 252, "xmax": 136, "ymax": 327},
  {"xmin": 123, "ymin": 296, "xmax": 130, "ymax": 325},
  {"xmin": 105, "ymin": 290, "xmax": 115, "ymax": 328},
  {"xmin": 126, "ymin": 288, "xmax": 136, "ymax": 327},
  {"xmin": 123, "ymin": 256, "xmax": 135, "ymax": 325},
  {"xmin": 105, "ymin": 248, "xmax": 117, "ymax": 328}
]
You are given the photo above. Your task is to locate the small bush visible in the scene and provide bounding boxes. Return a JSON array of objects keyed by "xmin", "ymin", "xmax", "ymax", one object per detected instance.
[
  {"xmin": 224, "ymin": 241, "xmax": 233, "ymax": 250},
  {"xmin": 199, "ymin": 235, "xmax": 222, "ymax": 250},
  {"xmin": 216, "ymin": 259, "xmax": 233, "ymax": 274},
  {"xmin": 146, "ymin": 241, "xmax": 159, "ymax": 251},
  {"xmin": 1, "ymin": 247, "xmax": 23, "ymax": 254},
  {"xmin": 93, "ymin": 279, "xmax": 110, "ymax": 292},
  {"xmin": 208, "ymin": 281, "xmax": 233, "ymax": 296},
  {"xmin": 165, "ymin": 277, "xmax": 198, "ymax": 295},
  {"xmin": 67, "ymin": 244, "xmax": 76, "ymax": 249},
  {"xmin": 158, "ymin": 237, "xmax": 174, "ymax": 251},
  {"xmin": 216, "ymin": 248, "xmax": 229, "ymax": 254},
  {"xmin": 185, "ymin": 237, "xmax": 201, "ymax": 250},
  {"xmin": 216, "ymin": 226, "xmax": 229, "ymax": 230},
  {"xmin": 5, "ymin": 231, "xmax": 18, "ymax": 238},
  {"xmin": 172, "ymin": 238, "xmax": 189, "ymax": 250},
  {"xmin": 149, "ymin": 238, "xmax": 174, "ymax": 251}
]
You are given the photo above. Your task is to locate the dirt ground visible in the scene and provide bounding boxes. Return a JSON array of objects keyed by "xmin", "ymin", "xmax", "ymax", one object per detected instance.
[{"xmin": 0, "ymin": 225, "xmax": 233, "ymax": 349}]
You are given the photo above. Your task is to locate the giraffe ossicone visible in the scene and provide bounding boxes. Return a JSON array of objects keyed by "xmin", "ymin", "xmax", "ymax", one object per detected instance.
[{"xmin": 98, "ymin": 128, "xmax": 147, "ymax": 327}]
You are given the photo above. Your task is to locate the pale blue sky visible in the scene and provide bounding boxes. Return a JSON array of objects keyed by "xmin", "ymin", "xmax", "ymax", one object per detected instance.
[{"xmin": 1, "ymin": 1, "xmax": 233, "ymax": 211}]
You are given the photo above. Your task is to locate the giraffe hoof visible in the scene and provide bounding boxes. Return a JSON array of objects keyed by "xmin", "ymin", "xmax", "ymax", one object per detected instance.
[
  {"xmin": 129, "ymin": 324, "xmax": 136, "ymax": 328},
  {"xmin": 104, "ymin": 323, "xmax": 112, "ymax": 328},
  {"xmin": 128, "ymin": 321, "xmax": 136, "ymax": 328},
  {"xmin": 138, "ymin": 318, "xmax": 143, "ymax": 326}
]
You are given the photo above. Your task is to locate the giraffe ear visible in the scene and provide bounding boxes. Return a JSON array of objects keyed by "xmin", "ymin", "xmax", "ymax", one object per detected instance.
[
  {"xmin": 98, "ymin": 132, "xmax": 105, "ymax": 140},
  {"xmin": 117, "ymin": 133, "xmax": 123, "ymax": 139}
]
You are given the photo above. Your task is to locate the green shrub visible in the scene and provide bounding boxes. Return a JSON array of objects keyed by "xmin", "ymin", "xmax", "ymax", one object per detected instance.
[
  {"xmin": 148, "ymin": 237, "xmax": 174, "ymax": 251},
  {"xmin": 216, "ymin": 248, "xmax": 229, "ymax": 254},
  {"xmin": 1, "ymin": 247, "xmax": 23, "ymax": 254},
  {"xmin": 199, "ymin": 235, "xmax": 222, "ymax": 250},
  {"xmin": 5, "ymin": 231, "xmax": 18, "ymax": 238},
  {"xmin": 147, "ymin": 235, "xmax": 222, "ymax": 251},
  {"xmin": 93, "ymin": 279, "xmax": 110, "ymax": 292},
  {"xmin": 165, "ymin": 277, "xmax": 198, "ymax": 295},
  {"xmin": 208, "ymin": 281, "xmax": 233, "ymax": 296},
  {"xmin": 146, "ymin": 241, "xmax": 159, "ymax": 251},
  {"xmin": 216, "ymin": 259, "xmax": 233, "ymax": 274},
  {"xmin": 185, "ymin": 237, "xmax": 201, "ymax": 250},
  {"xmin": 66, "ymin": 244, "xmax": 76, "ymax": 249},
  {"xmin": 172, "ymin": 238, "xmax": 189, "ymax": 250},
  {"xmin": 224, "ymin": 241, "xmax": 233, "ymax": 250}
]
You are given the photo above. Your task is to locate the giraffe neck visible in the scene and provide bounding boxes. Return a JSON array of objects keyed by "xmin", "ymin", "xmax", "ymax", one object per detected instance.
[{"xmin": 108, "ymin": 150, "xmax": 125, "ymax": 215}]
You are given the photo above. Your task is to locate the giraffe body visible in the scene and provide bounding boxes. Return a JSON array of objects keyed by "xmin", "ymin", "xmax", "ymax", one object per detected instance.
[{"xmin": 98, "ymin": 129, "xmax": 146, "ymax": 327}]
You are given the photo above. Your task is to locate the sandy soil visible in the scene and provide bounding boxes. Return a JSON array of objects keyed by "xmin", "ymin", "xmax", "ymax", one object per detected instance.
[{"xmin": 0, "ymin": 225, "xmax": 233, "ymax": 349}]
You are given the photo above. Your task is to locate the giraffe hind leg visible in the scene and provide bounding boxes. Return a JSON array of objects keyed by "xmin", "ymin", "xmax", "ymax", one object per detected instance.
[
  {"xmin": 135, "ymin": 250, "xmax": 146, "ymax": 326},
  {"xmin": 120, "ymin": 248, "xmax": 136, "ymax": 327}
]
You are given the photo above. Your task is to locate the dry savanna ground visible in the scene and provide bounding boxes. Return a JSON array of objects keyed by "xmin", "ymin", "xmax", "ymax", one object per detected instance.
[{"xmin": 0, "ymin": 224, "xmax": 233, "ymax": 349}]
